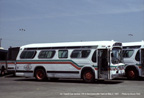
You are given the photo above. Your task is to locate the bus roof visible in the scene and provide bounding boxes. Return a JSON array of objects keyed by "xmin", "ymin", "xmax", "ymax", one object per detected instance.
[
  {"xmin": 21, "ymin": 40, "xmax": 120, "ymax": 49},
  {"xmin": 0, "ymin": 49, "xmax": 8, "ymax": 52},
  {"xmin": 123, "ymin": 41, "xmax": 144, "ymax": 46},
  {"xmin": 123, "ymin": 41, "xmax": 144, "ymax": 49}
]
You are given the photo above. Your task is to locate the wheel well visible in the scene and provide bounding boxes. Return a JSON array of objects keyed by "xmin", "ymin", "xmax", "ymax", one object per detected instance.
[
  {"xmin": 1, "ymin": 66, "xmax": 5, "ymax": 70},
  {"xmin": 125, "ymin": 66, "xmax": 139, "ymax": 76},
  {"xmin": 34, "ymin": 66, "xmax": 46, "ymax": 77},
  {"xmin": 81, "ymin": 67, "xmax": 95, "ymax": 79}
]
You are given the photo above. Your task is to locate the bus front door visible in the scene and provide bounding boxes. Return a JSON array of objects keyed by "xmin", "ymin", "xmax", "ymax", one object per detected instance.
[
  {"xmin": 97, "ymin": 49, "xmax": 110, "ymax": 79},
  {"xmin": 141, "ymin": 49, "xmax": 144, "ymax": 76}
]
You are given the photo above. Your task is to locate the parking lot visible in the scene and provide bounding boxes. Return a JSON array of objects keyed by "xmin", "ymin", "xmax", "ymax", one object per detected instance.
[{"xmin": 0, "ymin": 75, "xmax": 144, "ymax": 98}]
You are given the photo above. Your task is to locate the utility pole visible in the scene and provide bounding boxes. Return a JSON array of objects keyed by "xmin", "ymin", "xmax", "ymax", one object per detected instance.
[{"xmin": 0, "ymin": 38, "xmax": 2, "ymax": 47}]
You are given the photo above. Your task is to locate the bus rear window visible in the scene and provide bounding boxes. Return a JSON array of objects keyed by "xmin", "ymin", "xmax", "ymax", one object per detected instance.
[
  {"xmin": 20, "ymin": 51, "xmax": 36, "ymax": 59},
  {"xmin": 0, "ymin": 50, "xmax": 7, "ymax": 61}
]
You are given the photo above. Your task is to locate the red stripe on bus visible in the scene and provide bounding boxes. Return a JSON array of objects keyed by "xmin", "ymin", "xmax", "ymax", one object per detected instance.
[
  {"xmin": 7, "ymin": 63, "xmax": 15, "ymax": 64},
  {"xmin": 16, "ymin": 61, "xmax": 81, "ymax": 70},
  {"xmin": 0, "ymin": 63, "xmax": 6, "ymax": 64},
  {"xmin": 139, "ymin": 66, "xmax": 142, "ymax": 69}
]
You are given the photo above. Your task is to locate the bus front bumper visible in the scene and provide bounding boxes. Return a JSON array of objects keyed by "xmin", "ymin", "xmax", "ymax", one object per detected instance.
[
  {"xmin": 16, "ymin": 72, "xmax": 25, "ymax": 76},
  {"xmin": 111, "ymin": 70, "xmax": 125, "ymax": 79}
]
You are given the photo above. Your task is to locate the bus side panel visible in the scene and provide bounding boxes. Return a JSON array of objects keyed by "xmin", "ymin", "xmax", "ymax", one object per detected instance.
[
  {"xmin": 45, "ymin": 63, "xmax": 81, "ymax": 78},
  {"xmin": 7, "ymin": 61, "xmax": 16, "ymax": 74},
  {"xmin": 16, "ymin": 62, "xmax": 81, "ymax": 78}
]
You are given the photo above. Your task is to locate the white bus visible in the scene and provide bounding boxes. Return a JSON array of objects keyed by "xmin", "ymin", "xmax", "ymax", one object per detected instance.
[
  {"xmin": 0, "ymin": 47, "xmax": 19, "ymax": 76},
  {"xmin": 123, "ymin": 41, "xmax": 144, "ymax": 79},
  {"xmin": 0, "ymin": 49, "xmax": 7, "ymax": 76},
  {"xmin": 16, "ymin": 41, "xmax": 125, "ymax": 82}
]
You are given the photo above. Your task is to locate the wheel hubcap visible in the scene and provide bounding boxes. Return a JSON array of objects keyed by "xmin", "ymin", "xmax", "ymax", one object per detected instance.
[
  {"xmin": 36, "ymin": 70, "xmax": 44, "ymax": 80},
  {"xmin": 1, "ymin": 70, "xmax": 5, "ymax": 75},
  {"xmin": 85, "ymin": 72, "xmax": 92, "ymax": 80},
  {"xmin": 128, "ymin": 70, "xmax": 135, "ymax": 78}
]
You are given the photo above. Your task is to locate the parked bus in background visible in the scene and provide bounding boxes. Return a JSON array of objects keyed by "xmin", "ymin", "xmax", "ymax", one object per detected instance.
[
  {"xmin": 0, "ymin": 49, "xmax": 7, "ymax": 76},
  {"xmin": 7, "ymin": 47, "xmax": 20, "ymax": 76},
  {"xmin": 0, "ymin": 47, "xmax": 19, "ymax": 76},
  {"xmin": 123, "ymin": 41, "xmax": 144, "ymax": 79},
  {"xmin": 16, "ymin": 41, "xmax": 125, "ymax": 82}
]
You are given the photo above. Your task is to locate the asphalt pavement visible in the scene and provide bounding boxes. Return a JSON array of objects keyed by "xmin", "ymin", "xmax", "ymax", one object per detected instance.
[{"xmin": 0, "ymin": 75, "xmax": 144, "ymax": 98}]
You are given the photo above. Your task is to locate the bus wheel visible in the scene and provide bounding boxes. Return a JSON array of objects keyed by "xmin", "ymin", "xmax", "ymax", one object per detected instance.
[
  {"xmin": 35, "ymin": 68, "xmax": 47, "ymax": 81},
  {"xmin": 0, "ymin": 68, "xmax": 5, "ymax": 76},
  {"xmin": 126, "ymin": 69, "xmax": 138, "ymax": 80},
  {"xmin": 82, "ymin": 70, "xmax": 95, "ymax": 83}
]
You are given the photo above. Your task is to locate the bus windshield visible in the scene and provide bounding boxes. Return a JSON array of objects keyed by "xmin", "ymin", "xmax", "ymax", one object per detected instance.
[{"xmin": 112, "ymin": 47, "xmax": 123, "ymax": 64}]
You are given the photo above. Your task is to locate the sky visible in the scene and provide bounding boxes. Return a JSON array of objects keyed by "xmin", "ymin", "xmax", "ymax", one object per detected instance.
[{"xmin": 0, "ymin": 0, "xmax": 144, "ymax": 49}]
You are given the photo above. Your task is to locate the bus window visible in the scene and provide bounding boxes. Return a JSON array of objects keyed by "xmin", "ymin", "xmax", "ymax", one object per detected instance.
[
  {"xmin": 20, "ymin": 51, "xmax": 36, "ymax": 59},
  {"xmin": 112, "ymin": 48, "xmax": 123, "ymax": 64},
  {"xmin": 82, "ymin": 50, "xmax": 90, "ymax": 58},
  {"xmin": 92, "ymin": 50, "xmax": 97, "ymax": 63},
  {"xmin": 39, "ymin": 50, "xmax": 55, "ymax": 58},
  {"xmin": 123, "ymin": 50, "xmax": 134, "ymax": 58},
  {"xmin": 71, "ymin": 50, "xmax": 90, "ymax": 58},
  {"xmin": 58, "ymin": 50, "xmax": 68, "ymax": 58},
  {"xmin": 135, "ymin": 50, "xmax": 140, "ymax": 61},
  {"xmin": 0, "ymin": 50, "xmax": 7, "ymax": 61}
]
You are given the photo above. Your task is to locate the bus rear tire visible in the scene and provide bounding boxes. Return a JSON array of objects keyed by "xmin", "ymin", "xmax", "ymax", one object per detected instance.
[
  {"xmin": 0, "ymin": 67, "xmax": 5, "ymax": 76},
  {"xmin": 82, "ymin": 70, "xmax": 95, "ymax": 83},
  {"xmin": 126, "ymin": 68, "xmax": 138, "ymax": 80},
  {"xmin": 35, "ymin": 68, "xmax": 47, "ymax": 81}
]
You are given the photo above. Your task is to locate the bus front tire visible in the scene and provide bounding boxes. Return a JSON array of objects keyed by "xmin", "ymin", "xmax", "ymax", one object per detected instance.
[
  {"xmin": 35, "ymin": 68, "xmax": 47, "ymax": 81},
  {"xmin": 82, "ymin": 70, "xmax": 95, "ymax": 83}
]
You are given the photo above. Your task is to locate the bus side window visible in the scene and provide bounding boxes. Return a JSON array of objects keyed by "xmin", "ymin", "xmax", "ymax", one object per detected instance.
[
  {"xmin": 92, "ymin": 50, "xmax": 97, "ymax": 63},
  {"xmin": 135, "ymin": 50, "xmax": 140, "ymax": 61},
  {"xmin": 39, "ymin": 50, "xmax": 55, "ymax": 58},
  {"xmin": 82, "ymin": 50, "xmax": 90, "ymax": 58},
  {"xmin": 58, "ymin": 50, "xmax": 68, "ymax": 58},
  {"xmin": 71, "ymin": 50, "xmax": 81, "ymax": 58},
  {"xmin": 123, "ymin": 50, "xmax": 134, "ymax": 58},
  {"xmin": 71, "ymin": 50, "xmax": 90, "ymax": 58},
  {"xmin": 20, "ymin": 51, "xmax": 36, "ymax": 59}
]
